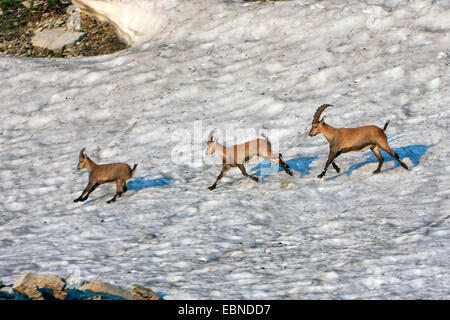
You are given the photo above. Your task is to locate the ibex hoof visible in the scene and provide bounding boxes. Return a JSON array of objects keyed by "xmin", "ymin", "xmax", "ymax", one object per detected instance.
[
  {"xmin": 287, "ymin": 170, "xmax": 293, "ymax": 176},
  {"xmin": 207, "ymin": 185, "xmax": 216, "ymax": 191},
  {"xmin": 317, "ymin": 173, "xmax": 325, "ymax": 179},
  {"xmin": 373, "ymin": 170, "xmax": 381, "ymax": 174}
]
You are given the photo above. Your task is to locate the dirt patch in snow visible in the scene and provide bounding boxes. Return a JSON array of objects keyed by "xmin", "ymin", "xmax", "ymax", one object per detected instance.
[{"xmin": 0, "ymin": 0, "xmax": 128, "ymax": 58}]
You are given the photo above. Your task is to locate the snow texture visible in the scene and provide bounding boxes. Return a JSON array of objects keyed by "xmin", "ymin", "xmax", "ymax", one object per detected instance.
[{"xmin": 0, "ymin": 0, "xmax": 449, "ymax": 299}]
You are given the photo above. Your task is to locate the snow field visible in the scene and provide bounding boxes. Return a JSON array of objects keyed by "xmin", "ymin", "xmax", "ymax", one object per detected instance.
[{"xmin": 0, "ymin": 0, "xmax": 449, "ymax": 299}]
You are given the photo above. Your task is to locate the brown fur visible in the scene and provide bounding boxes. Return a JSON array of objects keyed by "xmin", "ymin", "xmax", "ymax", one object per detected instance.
[
  {"xmin": 309, "ymin": 104, "xmax": 409, "ymax": 178},
  {"xmin": 74, "ymin": 148, "xmax": 137, "ymax": 203},
  {"xmin": 206, "ymin": 130, "xmax": 293, "ymax": 190}
]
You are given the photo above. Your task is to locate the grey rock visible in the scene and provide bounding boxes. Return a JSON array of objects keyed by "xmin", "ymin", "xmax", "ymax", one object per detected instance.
[
  {"xmin": 67, "ymin": 5, "xmax": 82, "ymax": 31},
  {"xmin": 31, "ymin": 28, "xmax": 87, "ymax": 50},
  {"xmin": 67, "ymin": 4, "xmax": 80, "ymax": 14},
  {"xmin": 21, "ymin": 1, "xmax": 31, "ymax": 9},
  {"xmin": 32, "ymin": 0, "xmax": 45, "ymax": 7}
]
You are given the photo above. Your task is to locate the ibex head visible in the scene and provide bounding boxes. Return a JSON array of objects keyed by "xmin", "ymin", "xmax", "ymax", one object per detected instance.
[
  {"xmin": 205, "ymin": 129, "xmax": 218, "ymax": 156},
  {"xmin": 309, "ymin": 104, "xmax": 332, "ymax": 137},
  {"xmin": 77, "ymin": 147, "xmax": 88, "ymax": 170}
]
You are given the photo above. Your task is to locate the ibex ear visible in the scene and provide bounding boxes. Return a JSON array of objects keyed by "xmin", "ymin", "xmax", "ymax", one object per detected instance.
[
  {"xmin": 319, "ymin": 117, "xmax": 326, "ymax": 124},
  {"xmin": 79, "ymin": 148, "xmax": 86, "ymax": 159}
]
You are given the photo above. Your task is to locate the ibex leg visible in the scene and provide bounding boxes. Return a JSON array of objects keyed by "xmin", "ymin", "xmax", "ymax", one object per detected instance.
[
  {"xmin": 238, "ymin": 164, "xmax": 259, "ymax": 182},
  {"xmin": 74, "ymin": 181, "xmax": 98, "ymax": 202},
  {"xmin": 208, "ymin": 165, "xmax": 231, "ymax": 190}
]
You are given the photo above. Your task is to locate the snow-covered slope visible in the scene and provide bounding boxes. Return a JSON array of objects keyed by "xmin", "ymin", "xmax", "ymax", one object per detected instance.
[{"xmin": 0, "ymin": 0, "xmax": 449, "ymax": 299}]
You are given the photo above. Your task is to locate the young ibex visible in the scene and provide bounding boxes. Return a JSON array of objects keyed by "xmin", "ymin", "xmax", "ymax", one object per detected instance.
[
  {"xmin": 73, "ymin": 148, "xmax": 137, "ymax": 204},
  {"xmin": 205, "ymin": 129, "xmax": 293, "ymax": 190},
  {"xmin": 309, "ymin": 104, "xmax": 409, "ymax": 178}
]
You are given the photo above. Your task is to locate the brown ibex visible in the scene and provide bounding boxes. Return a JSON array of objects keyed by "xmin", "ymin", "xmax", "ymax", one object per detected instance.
[
  {"xmin": 205, "ymin": 129, "xmax": 293, "ymax": 190},
  {"xmin": 309, "ymin": 104, "xmax": 409, "ymax": 178},
  {"xmin": 74, "ymin": 148, "xmax": 137, "ymax": 203}
]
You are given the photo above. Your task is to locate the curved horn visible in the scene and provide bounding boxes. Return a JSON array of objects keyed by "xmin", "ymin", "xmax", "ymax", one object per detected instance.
[
  {"xmin": 312, "ymin": 104, "xmax": 333, "ymax": 123},
  {"xmin": 208, "ymin": 128, "xmax": 217, "ymax": 142},
  {"xmin": 79, "ymin": 147, "xmax": 86, "ymax": 159}
]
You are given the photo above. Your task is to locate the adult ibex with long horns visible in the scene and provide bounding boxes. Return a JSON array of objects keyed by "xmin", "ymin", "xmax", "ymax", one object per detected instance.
[{"xmin": 309, "ymin": 104, "xmax": 409, "ymax": 178}]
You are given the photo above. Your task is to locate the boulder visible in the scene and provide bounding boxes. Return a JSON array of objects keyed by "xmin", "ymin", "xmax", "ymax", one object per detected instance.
[
  {"xmin": 131, "ymin": 285, "xmax": 163, "ymax": 300},
  {"xmin": 31, "ymin": 28, "xmax": 87, "ymax": 50},
  {"xmin": 0, "ymin": 286, "xmax": 16, "ymax": 295},
  {"xmin": 67, "ymin": 5, "xmax": 82, "ymax": 31},
  {"xmin": 79, "ymin": 281, "xmax": 134, "ymax": 300},
  {"xmin": 8, "ymin": 273, "xmax": 162, "ymax": 300},
  {"xmin": 12, "ymin": 273, "xmax": 68, "ymax": 300},
  {"xmin": 21, "ymin": 1, "xmax": 31, "ymax": 9},
  {"xmin": 0, "ymin": 286, "xmax": 17, "ymax": 299}
]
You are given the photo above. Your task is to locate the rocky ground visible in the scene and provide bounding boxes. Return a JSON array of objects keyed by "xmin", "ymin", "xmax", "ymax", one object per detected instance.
[
  {"xmin": 0, "ymin": 0, "xmax": 128, "ymax": 58},
  {"xmin": 0, "ymin": 273, "xmax": 163, "ymax": 300}
]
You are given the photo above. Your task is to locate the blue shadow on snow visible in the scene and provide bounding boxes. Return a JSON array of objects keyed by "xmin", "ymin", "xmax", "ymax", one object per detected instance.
[
  {"xmin": 251, "ymin": 155, "xmax": 319, "ymax": 178},
  {"xmin": 83, "ymin": 175, "xmax": 175, "ymax": 204},
  {"xmin": 324, "ymin": 144, "xmax": 433, "ymax": 181},
  {"xmin": 126, "ymin": 175, "xmax": 176, "ymax": 192},
  {"xmin": 214, "ymin": 155, "xmax": 318, "ymax": 189}
]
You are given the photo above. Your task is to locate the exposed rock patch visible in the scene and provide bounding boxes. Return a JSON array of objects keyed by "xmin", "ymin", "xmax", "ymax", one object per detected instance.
[
  {"xmin": 79, "ymin": 280, "xmax": 135, "ymax": 300},
  {"xmin": 131, "ymin": 285, "xmax": 162, "ymax": 300},
  {"xmin": 1, "ymin": 273, "xmax": 163, "ymax": 300},
  {"xmin": 13, "ymin": 273, "xmax": 68, "ymax": 300},
  {"xmin": 31, "ymin": 27, "xmax": 86, "ymax": 50},
  {"xmin": 0, "ymin": 0, "xmax": 128, "ymax": 58}
]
